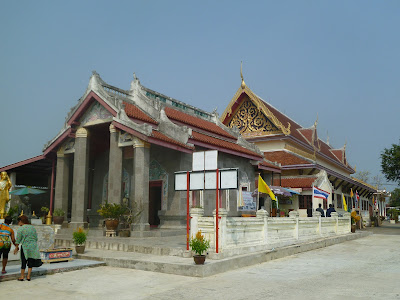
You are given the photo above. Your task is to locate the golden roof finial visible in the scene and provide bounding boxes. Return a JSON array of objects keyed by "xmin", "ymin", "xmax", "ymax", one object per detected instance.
[
  {"xmin": 240, "ymin": 61, "xmax": 246, "ymax": 89},
  {"xmin": 20, "ymin": 210, "xmax": 24, "ymax": 216}
]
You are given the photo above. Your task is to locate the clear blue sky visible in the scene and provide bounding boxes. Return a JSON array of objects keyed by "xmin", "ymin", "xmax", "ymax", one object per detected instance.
[{"xmin": 1, "ymin": 1, "xmax": 399, "ymax": 190}]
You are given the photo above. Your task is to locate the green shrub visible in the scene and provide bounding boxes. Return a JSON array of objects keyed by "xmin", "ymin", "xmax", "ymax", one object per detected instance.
[
  {"xmin": 72, "ymin": 227, "xmax": 87, "ymax": 245},
  {"xmin": 97, "ymin": 201, "xmax": 128, "ymax": 219},
  {"xmin": 189, "ymin": 231, "xmax": 210, "ymax": 256},
  {"xmin": 53, "ymin": 209, "xmax": 65, "ymax": 217}
]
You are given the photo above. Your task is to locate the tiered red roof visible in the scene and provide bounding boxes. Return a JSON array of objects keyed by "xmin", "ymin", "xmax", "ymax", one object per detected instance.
[
  {"xmin": 124, "ymin": 102, "xmax": 158, "ymax": 125},
  {"xmin": 190, "ymin": 131, "xmax": 262, "ymax": 158},
  {"xmin": 264, "ymin": 151, "xmax": 311, "ymax": 166},
  {"xmin": 151, "ymin": 130, "xmax": 194, "ymax": 150},
  {"xmin": 274, "ymin": 177, "xmax": 317, "ymax": 188},
  {"xmin": 165, "ymin": 107, "xmax": 235, "ymax": 140}
]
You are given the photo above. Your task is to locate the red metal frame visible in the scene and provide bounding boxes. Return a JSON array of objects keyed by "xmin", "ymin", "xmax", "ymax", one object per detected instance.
[
  {"xmin": 216, "ymin": 168, "xmax": 219, "ymax": 253},
  {"xmin": 186, "ymin": 171, "xmax": 190, "ymax": 251}
]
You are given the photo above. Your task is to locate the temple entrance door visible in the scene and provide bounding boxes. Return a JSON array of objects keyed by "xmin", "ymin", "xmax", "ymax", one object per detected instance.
[{"xmin": 149, "ymin": 181, "xmax": 162, "ymax": 227}]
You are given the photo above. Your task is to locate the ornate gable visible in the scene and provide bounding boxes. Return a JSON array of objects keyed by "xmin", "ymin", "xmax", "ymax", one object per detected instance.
[
  {"xmin": 222, "ymin": 89, "xmax": 291, "ymax": 137},
  {"xmin": 228, "ymin": 98, "xmax": 281, "ymax": 137}
]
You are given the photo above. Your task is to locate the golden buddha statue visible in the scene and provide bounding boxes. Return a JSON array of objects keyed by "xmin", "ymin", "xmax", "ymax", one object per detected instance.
[{"xmin": 0, "ymin": 171, "xmax": 12, "ymax": 219}]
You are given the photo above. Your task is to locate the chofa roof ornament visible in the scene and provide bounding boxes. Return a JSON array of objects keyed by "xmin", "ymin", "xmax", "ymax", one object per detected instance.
[{"xmin": 240, "ymin": 61, "xmax": 246, "ymax": 89}]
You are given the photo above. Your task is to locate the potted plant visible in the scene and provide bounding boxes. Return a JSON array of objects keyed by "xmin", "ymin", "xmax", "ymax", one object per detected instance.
[
  {"xmin": 189, "ymin": 230, "xmax": 210, "ymax": 265},
  {"xmin": 388, "ymin": 208, "xmax": 398, "ymax": 224},
  {"xmin": 118, "ymin": 201, "xmax": 143, "ymax": 237},
  {"xmin": 53, "ymin": 209, "xmax": 65, "ymax": 225},
  {"xmin": 72, "ymin": 227, "xmax": 87, "ymax": 254},
  {"xmin": 97, "ymin": 201, "xmax": 128, "ymax": 231},
  {"xmin": 6, "ymin": 205, "xmax": 19, "ymax": 224},
  {"xmin": 41, "ymin": 206, "xmax": 49, "ymax": 224},
  {"xmin": 271, "ymin": 200, "xmax": 277, "ymax": 217},
  {"xmin": 351, "ymin": 211, "xmax": 360, "ymax": 233}
]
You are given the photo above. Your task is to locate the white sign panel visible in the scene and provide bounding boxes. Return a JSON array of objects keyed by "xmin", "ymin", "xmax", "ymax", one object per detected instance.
[
  {"xmin": 220, "ymin": 169, "xmax": 238, "ymax": 189},
  {"xmin": 174, "ymin": 172, "xmax": 188, "ymax": 191},
  {"xmin": 205, "ymin": 171, "xmax": 217, "ymax": 190},
  {"xmin": 192, "ymin": 152, "xmax": 205, "ymax": 171},
  {"xmin": 238, "ymin": 191, "xmax": 256, "ymax": 211},
  {"xmin": 204, "ymin": 150, "xmax": 218, "ymax": 170},
  {"xmin": 189, "ymin": 172, "xmax": 204, "ymax": 190}
]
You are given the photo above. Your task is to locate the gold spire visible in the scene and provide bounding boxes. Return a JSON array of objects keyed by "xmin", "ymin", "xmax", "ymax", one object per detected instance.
[{"xmin": 240, "ymin": 61, "xmax": 246, "ymax": 89}]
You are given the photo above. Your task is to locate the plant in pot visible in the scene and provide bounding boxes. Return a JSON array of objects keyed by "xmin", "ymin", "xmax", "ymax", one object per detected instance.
[
  {"xmin": 189, "ymin": 230, "xmax": 210, "ymax": 265},
  {"xmin": 53, "ymin": 209, "xmax": 65, "ymax": 225},
  {"xmin": 97, "ymin": 201, "xmax": 128, "ymax": 231},
  {"xmin": 41, "ymin": 206, "xmax": 49, "ymax": 224},
  {"xmin": 119, "ymin": 201, "xmax": 143, "ymax": 237},
  {"xmin": 388, "ymin": 208, "xmax": 398, "ymax": 224},
  {"xmin": 351, "ymin": 211, "xmax": 360, "ymax": 233},
  {"xmin": 72, "ymin": 227, "xmax": 87, "ymax": 254}
]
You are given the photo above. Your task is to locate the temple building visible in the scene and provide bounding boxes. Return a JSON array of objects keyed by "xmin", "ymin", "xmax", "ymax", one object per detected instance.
[
  {"xmin": 1, "ymin": 70, "xmax": 380, "ymax": 229},
  {"xmin": 2, "ymin": 72, "xmax": 281, "ymax": 230},
  {"xmin": 220, "ymin": 73, "xmax": 377, "ymax": 220}
]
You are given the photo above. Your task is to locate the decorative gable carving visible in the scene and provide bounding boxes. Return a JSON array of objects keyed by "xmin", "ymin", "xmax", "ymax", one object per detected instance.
[
  {"xmin": 80, "ymin": 102, "xmax": 113, "ymax": 126},
  {"xmin": 228, "ymin": 99, "xmax": 281, "ymax": 137}
]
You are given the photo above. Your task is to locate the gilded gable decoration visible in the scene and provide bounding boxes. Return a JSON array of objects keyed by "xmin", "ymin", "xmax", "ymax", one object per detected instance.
[
  {"xmin": 221, "ymin": 64, "xmax": 291, "ymax": 136},
  {"xmin": 228, "ymin": 99, "xmax": 281, "ymax": 137}
]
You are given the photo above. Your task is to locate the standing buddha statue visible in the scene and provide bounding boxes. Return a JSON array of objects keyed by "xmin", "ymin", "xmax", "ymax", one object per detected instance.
[{"xmin": 0, "ymin": 171, "xmax": 12, "ymax": 219}]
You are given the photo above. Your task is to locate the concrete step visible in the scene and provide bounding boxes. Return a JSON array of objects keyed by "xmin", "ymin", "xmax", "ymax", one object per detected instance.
[
  {"xmin": 74, "ymin": 231, "xmax": 372, "ymax": 277},
  {"xmin": 54, "ymin": 234, "xmax": 190, "ymax": 257},
  {"xmin": 0, "ymin": 259, "xmax": 105, "ymax": 282}
]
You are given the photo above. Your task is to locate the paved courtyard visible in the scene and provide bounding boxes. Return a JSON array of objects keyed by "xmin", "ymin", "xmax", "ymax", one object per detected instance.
[{"xmin": 2, "ymin": 224, "xmax": 399, "ymax": 300}]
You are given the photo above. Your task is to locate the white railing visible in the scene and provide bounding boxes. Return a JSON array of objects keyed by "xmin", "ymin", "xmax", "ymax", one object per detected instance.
[{"xmin": 190, "ymin": 208, "xmax": 351, "ymax": 252}]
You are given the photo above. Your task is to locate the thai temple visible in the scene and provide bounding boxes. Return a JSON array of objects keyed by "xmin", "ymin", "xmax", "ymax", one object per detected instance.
[{"xmin": 0, "ymin": 69, "xmax": 386, "ymax": 232}]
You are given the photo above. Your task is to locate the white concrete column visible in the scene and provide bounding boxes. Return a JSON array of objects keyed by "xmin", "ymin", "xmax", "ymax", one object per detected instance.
[
  {"xmin": 213, "ymin": 208, "xmax": 228, "ymax": 251},
  {"xmin": 190, "ymin": 207, "xmax": 204, "ymax": 239},
  {"xmin": 257, "ymin": 209, "xmax": 269, "ymax": 244},
  {"xmin": 331, "ymin": 212, "xmax": 339, "ymax": 234},
  {"xmin": 289, "ymin": 210, "xmax": 299, "ymax": 240},
  {"xmin": 313, "ymin": 210, "xmax": 322, "ymax": 236}
]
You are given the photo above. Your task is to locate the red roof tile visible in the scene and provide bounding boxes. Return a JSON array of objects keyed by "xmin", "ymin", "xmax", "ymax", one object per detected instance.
[
  {"xmin": 274, "ymin": 177, "xmax": 317, "ymax": 188},
  {"xmin": 264, "ymin": 151, "xmax": 311, "ymax": 166},
  {"xmin": 165, "ymin": 107, "xmax": 235, "ymax": 139},
  {"xmin": 191, "ymin": 131, "xmax": 262, "ymax": 158},
  {"xmin": 124, "ymin": 102, "xmax": 158, "ymax": 125},
  {"xmin": 259, "ymin": 160, "xmax": 281, "ymax": 170},
  {"xmin": 151, "ymin": 130, "xmax": 194, "ymax": 150}
]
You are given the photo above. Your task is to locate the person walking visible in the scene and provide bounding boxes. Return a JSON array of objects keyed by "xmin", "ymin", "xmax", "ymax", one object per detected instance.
[
  {"xmin": 13, "ymin": 215, "xmax": 42, "ymax": 281},
  {"xmin": 316, "ymin": 203, "xmax": 325, "ymax": 217},
  {"xmin": 0, "ymin": 215, "xmax": 16, "ymax": 274}
]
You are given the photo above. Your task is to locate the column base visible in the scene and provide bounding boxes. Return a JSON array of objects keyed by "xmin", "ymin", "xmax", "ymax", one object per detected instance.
[
  {"xmin": 132, "ymin": 223, "xmax": 150, "ymax": 231},
  {"xmin": 69, "ymin": 222, "xmax": 89, "ymax": 229}
]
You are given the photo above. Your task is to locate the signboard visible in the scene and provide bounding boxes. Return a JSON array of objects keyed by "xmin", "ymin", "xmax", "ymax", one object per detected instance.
[
  {"xmin": 189, "ymin": 172, "xmax": 204, "ymax": 190},
  {"xmin": 205, "ymin": 171, "xmax": 217, "ymax": 190},
  {"xmin": 238, "ymin": 191, "xmax": 256, "ymax": 211},
  {"xmin": 192, "ymin": 152, "xmax": 205, "ymax": 171},
  {"xmin": 174, "ymin": 172, "xmax": 188, "ymax": 191},
  {"xmin": 220, "ymin": 168, "xmax": 238, "ymax": 189},
  {"xmin": 204, "ymin": 150, "xmax": 218, "ymax": 170}
]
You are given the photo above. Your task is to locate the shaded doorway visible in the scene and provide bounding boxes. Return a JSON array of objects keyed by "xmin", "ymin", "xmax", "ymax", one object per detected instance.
[{"xmin": 149, "ymin": 181, "xmax": 162, "ymax": 227}]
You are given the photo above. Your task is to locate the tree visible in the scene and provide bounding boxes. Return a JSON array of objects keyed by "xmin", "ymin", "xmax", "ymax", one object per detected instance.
[
  {"xmin": 389, "ymin": 188, "xmax": 400, "ymax": 207},
  {"xmin": 381, "ymin": 142, "xmax": 400, "ymax": 185},
  {"xmin": 354, "ymin": 170, "xmax": 370, "ymax": 183}
]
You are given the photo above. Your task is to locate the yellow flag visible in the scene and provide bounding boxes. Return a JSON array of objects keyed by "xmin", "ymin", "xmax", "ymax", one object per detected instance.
[
  {"xmin": 258, "ymin": 175, "xmax": 276, "ymax": 201},
  {"xmin": 350, "ymin": 188, "xmax": 354, "ymax": 198},
  {"xmin": 342, "ymin": 193, "xmax": 348, "ymax": 211}
]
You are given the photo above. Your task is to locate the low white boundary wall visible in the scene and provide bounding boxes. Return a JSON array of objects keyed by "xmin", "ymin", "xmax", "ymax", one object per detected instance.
[{"xmin": 190, "ymin": 208, "xmax": 351, "ymax": 255}]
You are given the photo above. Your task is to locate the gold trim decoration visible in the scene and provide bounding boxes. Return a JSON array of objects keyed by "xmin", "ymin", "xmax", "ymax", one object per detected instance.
[
  {"xmin": 109, "ymin": 124, "xmax": 117, "ymax": 133},
  {"xmin": 240, "ymin": 61, "xmax": 246, "ymax": 89},
  {"xmin": 227, "ymin": 99, "xmax": 282, "ymax": 136},
  {"xmin": 133, "ymin": 137, "xmax": 150, "ymax": 148},
  {"xmin": 221, "ymin": 85, "xmax": 291, "ymax": 136},
  {"xmin": 285, "ymin": 144, "xmax": 316, "ymax": 161},
  {"xmin": 76, "ymin": 127, "xmax": 88, "ymax": 138}
]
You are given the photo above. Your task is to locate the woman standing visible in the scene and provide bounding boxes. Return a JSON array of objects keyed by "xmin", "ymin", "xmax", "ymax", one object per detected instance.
[{"xmin": 13, "ymin": 215, "xmax": 42, "ymax": 281}]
